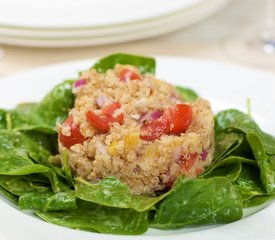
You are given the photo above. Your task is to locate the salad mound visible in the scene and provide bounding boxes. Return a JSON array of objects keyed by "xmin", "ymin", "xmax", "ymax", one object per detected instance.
[
  {"xmin": 0, "ymin": 53, "xmax": 274, "ymax": 235},
  {"xmin": 58, "ymin": 64, "xmax": 214, "ymax": 195}
]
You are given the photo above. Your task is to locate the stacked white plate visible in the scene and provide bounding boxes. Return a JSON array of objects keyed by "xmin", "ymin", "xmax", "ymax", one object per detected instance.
[{"xmin": 0, "ymin": 0, "xmax": 229, "ymax": 47}]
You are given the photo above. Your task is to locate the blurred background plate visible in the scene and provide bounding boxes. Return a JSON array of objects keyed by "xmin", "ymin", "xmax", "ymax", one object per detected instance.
[
  {"xmin": 0, "ymin": 0, "xmax": 223, "ymax": 29},
  {"xmin": 0, "ymin": 0, "xmax": 229, "ymax": 47}
]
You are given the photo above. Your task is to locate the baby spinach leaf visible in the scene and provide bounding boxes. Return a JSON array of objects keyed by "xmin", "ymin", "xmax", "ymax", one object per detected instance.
[
  {"xmin": 34, "ymin": 80, "xmax": 74, "ymax": 130},
  {"xmin": 0, "ymin": 185, "xmax": 18, "ymax": 204},
  {"xmin": 0, "ymin": 109, "xmax": 7, "ymax": 129},
  {"xmin": 36, "ymin": 200, "xmax": 148, "ymax": 235},
  {"xmin": 234, "ymin": 164, "xmax": 265, "ymax": 201},
  {"xmin": 0, "ymin": 159, "xmax": 64, "ymax": 193},
  {"xmin": 0, "ymin": 175, "xmax": 50, "ymax": 196},
  {"xmin": 21, "ymin": 130, "xmax": 59, "ymax": 155},
  {"xmin": 215, "ymin": 109, "xmax": 275, "ymax": 154},
  {"xmin": 10, "ymin": 80, "xmax": 74, "ymax": 134},
  {"xmin": 0, "ymin": 159, "xmax": 50, "ymax": 176},
  {"xmin": 214, "ymin": 130, "xmax": 244, "ymax": 161},
  {"xmin": 262, "ymin": 132, "xmax": 275, "ymax": 153},
  {"xmin": 203, "ymin": 156, "xmax": 256, "ymax": 178},
  {"xmin": 246, "ymin": 132, "xmax": 275, "ymax": 194},
  {"xmin": 0, "ymin": 129, "xmax": 52, "ymax": 170},
  {"xmin": 0, "ymin": 130, "xmax": 66, "ymax": 193},
  {"xmin": 75, "ymin": 177, "xmax": 171, "ymax": 212},
  {"xmin": 215, "ymin": 109, "xmax": 259, "ymax": 133},
  {"xmin": 151, "ymin": 177, "xmax": 242, "ymax": 229},
  {"xmin": 205, "ymin": 161, "xmax": 242, "ymax": 182},
  {"xmin": 92, "ymin": 53, "xmax": 156, "ymax": 74},
  {"xmin": 229, "ymin": 134, "xmax": 254, "ymax": 160},
  {"xmin": 0, "ymin": 129, "xmax": 39, "ymax": 154},
  {"xmin": 216, "ymin": 156, "xmax": 257, "ymax": 167},
  {"xmin": 243, "ymin": 195, "xmax": 275, "ymax": 208},
  {"xmin": 61, "ymin": 150, "xmax": 74, "ymax": 187},
  {"xmin": 0, "ymin": 128, "xmax": 66, "ymax": 185},
  {"xmin": 12, "ymin": 103, "xmax": 37, "ymax": 116},
  {"xmin": 8, "ymin": 103, "xmax": 37, "ymax": 131},
  {"xmin": 175, "ymin": 86, "xmax": 199, "ymax": 102},
  {"xmin": 19, "ymin": 191, "xmax": 76, "ymax": 211}
]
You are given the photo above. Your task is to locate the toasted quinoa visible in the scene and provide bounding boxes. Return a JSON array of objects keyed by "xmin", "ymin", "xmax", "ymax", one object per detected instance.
[{"xmin": 58, "ymin": 64, "xmax": 214, "ymax": 195}]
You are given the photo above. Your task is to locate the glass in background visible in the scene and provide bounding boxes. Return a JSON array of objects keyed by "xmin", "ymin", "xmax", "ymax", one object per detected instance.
[{"xmin": 261, "ymin": 0, "xmax": 275, "ymax": 54}]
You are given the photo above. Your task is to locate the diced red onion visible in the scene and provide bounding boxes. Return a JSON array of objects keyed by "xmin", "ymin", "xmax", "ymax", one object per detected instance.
[
  {"xmin": 96, "ymin": 95, "xmax": 110, "ymax": 108},
  {"xmin": 74, "ymin": 79, "xmax": 87, "ymax": 88},
  {"xmin": 201, "ymin": 150, "xmax": 208, "ymax": 161},
  {"xmin": 138, "ymin": 110, "xmax": 163, "ymax": 123},
  {"xmin": 73, "ymin": 79, "xmax": 87, "ymax": 94},
  {"xmin": 151, "ymin": 110, "xmax": 163, "ymax": 120}
]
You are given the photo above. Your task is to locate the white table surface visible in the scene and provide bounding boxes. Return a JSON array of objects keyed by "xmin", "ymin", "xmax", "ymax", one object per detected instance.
[{"xmin": 0, "ymin": 0, "xmax": 274, "ymax": 77}]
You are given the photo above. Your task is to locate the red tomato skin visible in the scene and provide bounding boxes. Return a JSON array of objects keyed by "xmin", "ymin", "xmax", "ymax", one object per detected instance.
[
  {"xmin": 59, "ymin": 116, "xmax": 86, "ymax": 149},
  {"xmin": 181, "ymin": 153, "xmax": 198, "ymax": 174},
  {"xmin": 169, "ymin": 104, "xmax": 193, "ymax": 134},
  {"xmin": 140, "ymin": 115, "xmax": 170, "ymax": 141},
  {"xmin": 140, "ymin": 104, "xmax": 192, "ymax": 141},
  {"xmin": 101, "ymin": 102, "xmax": 121, "ymax": 116},
  {"xmin": 119, "ymin": 69, "xmax": 141, "ymax": 82},
  {"xmin": 86, "ymin": 111, "xmax": 110, "ymax": 131},
  {"xmin": 86, "ymin": 102, "xmax": 124, "ymax": 132}
]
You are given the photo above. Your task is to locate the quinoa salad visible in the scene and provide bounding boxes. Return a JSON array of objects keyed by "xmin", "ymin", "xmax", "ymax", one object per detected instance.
[
  {"xmin": 0, "ymin": 53, "xmax": 275, "ymax": 235},
  {"xmin": 58, "ymin": 64, "xmax": 214, "ymax": 195}
]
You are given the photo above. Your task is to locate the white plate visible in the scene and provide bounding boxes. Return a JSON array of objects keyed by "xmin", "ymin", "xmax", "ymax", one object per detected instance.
[
  {"xmin": 0, "ymin": 56, "xmax": 274, "ymax": 240},
  {"xmin": 0, "ymin": 0, "xmax": 229, "ymax": 47},
  {"xmin": 0, "ymin": 0, "xmax": 210, "ymax": 29}
]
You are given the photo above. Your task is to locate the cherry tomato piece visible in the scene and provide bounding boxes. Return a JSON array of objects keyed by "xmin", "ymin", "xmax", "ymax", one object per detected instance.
[
  {"xmin": 169, "ymin": 104, "xmax": 193, "ymax": 134},
  {"xmin": 140, "ymin": 114, "xmax": 170, "ymax": 141},
  {"xmin": 86, "ymin": 111, "xmax": 110, "ymax": 131},
  {"xmin": 181, "ymin": 153, "xmax": 198, "ymax": 174},
  {"xmin": 86, "ymin": 102, "xmax": 124, "ymax": 132},
  {"xmin": 140, "ymin": 104, "xmax": 192, "ymax": 141},
  {"xmin": 59, "ymin": 116, "xmax": 86, "ymax": 149},
  {"xmin": 119, "ymin": 69, "xmax": 141, "ymax": 82}
]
